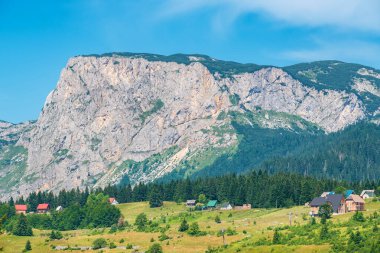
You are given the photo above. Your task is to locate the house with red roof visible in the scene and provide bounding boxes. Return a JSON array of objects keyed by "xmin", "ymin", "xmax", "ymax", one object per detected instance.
[
  {"xmin": 108, "ymin": 198, "xmax": 119, "ymax": 205},
  {"xmin": 37, "ymin": 203, "xmax": 50, "ymax": 213},
  {"xmin": 15, "ymin": 204, "xmax": 27, "ymax": 214}
]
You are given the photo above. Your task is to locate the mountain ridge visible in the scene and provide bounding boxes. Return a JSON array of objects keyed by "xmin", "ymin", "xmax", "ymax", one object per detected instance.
[{"xmin": 0, "ymin": 52, "xmax": 379, "ymax": 200}]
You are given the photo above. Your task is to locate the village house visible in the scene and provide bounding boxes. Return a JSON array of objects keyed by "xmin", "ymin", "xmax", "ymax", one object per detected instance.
[
  {"xmin": 186, "ymin": 199, "xmax": 196, "ymax": 207},
  {"xmin": 234, "ymin": 204, "xmax": 252, "ymax": 210},
  {"xmin": 346, "ymin": 194, "xmax": 365, "ymax": 212},
  {"xmin": 309, "ymin": 194, "xmax": 346, "ymax": 216},
  {"xmin": 15, "ymin": 204, "xmax": 27, "ymax": 214},
  {"xmin": 360, "ymin": 190, "xmax": 376, "ymax": 199},
  {"xmin": 108, "ymin": 198, "xmax": 119, "ymax": 205},
  {"xmin": 220, "ymin": 202, "xmax": 233, "ymax": 210},
  {"xmin": 37, "ymin": 203, "xmax": 50, "ymax": 214},
  {"xmin": 206, "ymin": 200, "xmax": 218, "ymax": 210}
]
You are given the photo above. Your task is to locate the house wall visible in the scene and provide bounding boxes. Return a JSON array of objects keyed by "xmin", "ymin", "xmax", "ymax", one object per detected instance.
[{"xmin": 16, "ymin": 211, "xmax": 26, "ymax": 214}]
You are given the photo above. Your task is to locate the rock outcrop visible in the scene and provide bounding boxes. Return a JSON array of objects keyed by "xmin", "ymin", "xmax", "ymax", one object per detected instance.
[{"xmin": 0, "ymin": 53, "xmax": 378, "ymax": 200}]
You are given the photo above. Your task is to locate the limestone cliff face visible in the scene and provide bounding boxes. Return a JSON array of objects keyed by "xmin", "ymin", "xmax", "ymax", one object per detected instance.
[{"xmin": 0, "ymin": 54, "xmax": 376, "ymax": 199}]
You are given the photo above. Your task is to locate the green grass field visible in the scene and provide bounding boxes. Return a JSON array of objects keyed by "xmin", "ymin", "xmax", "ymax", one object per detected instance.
[{"xmin": 1, "ymin": 200, "xmax": 379, "ymax": 253}]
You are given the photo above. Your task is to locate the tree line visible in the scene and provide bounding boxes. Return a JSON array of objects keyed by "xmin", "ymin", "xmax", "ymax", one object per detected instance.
[{"xmin": 10, "ymin": 171, "xmax": 380, "ymax": 211}]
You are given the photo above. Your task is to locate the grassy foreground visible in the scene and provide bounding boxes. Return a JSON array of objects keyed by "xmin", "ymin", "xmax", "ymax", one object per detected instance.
[{"xmin": 0, "ymin": 200, "xmax": 379, "ymax": 253}]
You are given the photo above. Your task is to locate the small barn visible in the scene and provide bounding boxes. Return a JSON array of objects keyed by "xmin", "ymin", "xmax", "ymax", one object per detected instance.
[
  {"xmin": 37, "ymin": 203, "xmax": 50, "ymax": 214},
  {"xmin": 15, "ymin": 204, "xmax": 27, "ymax": 214},
  {"xmin": 346, "ymin": 194, "xmax": 365, "ymax": 212},
  {"xmin": 207, "ymin": 200, "xmax": 218, "ymax": 209},
  {"xmin": 220, "ymin": 202, "xmax": 233, "ymax": 210},
  {"xmin": 186, "ymin": 200, "xmax": 196, "ymax": 207},
  {"xmin": 360, "ymin": 190, "xmax": 376, "ymax": 199}
]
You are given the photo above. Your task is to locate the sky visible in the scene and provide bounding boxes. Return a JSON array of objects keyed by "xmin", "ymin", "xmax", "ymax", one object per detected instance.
[{"xmin": 1, "ymin": 0, "xmax": 380, "ymax": 123}]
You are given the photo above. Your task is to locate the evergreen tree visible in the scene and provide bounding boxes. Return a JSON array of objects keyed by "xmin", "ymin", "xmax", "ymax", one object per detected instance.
[
  {"xmin": 149, "ymin": 185, "xmax": 163, "ymax": 208},
  {"xmin": 319, "ymin": 203, "xmax": 333, "ymax": 219},
  {"xmin": 178, "ymin": 219, "xmax": 189, "ymax": 232},
  {"xmin": 13, "ymin": 214, "xmax": 33, "ymax": 236},
  {"xmin": 319, "ymin": 224, "xmax": 329, "ymax": 240},
  {"xmin": 135, "ymin": 213, "xmax": 148, "ymax": 231},
  {"xmin": 24, "ymin": 240, "xmax": 32, "ymax": 251},
  {"xmin": 272, "ymin": 229, "xmax": 281, "ymax": 244},
  {"xmin": 146, "ymin": 243, "xmax": 163, "ymax": 253}
]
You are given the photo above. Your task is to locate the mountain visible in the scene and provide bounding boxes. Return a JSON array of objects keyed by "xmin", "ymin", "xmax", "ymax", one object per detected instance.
[{"xmin": 1, "ymin": 53, "xmax": 379, "ymax": 200}]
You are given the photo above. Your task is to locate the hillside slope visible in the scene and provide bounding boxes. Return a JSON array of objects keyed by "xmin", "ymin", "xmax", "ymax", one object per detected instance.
[{"xmin": 0, "ymin": 53, "xmax": 379, "ymax": 200}]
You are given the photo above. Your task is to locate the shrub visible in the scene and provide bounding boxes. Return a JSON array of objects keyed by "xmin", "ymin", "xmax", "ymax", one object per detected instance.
[
  {"xmin": 215, "ymin": 215, "xmax": 221, "ymax": 224},
  {"xmin": 319, "ymin": 224, "xmax": 329, "ymax": 240},
  {"xmin": 272, "ymin": 229, "xmax": 281, "ymax": 244},
  {"xmin": 92, "ymin": 238, "xmax": 108, "ymax": 250},
  {"xmin": 158, "ymin": 232, "xmax": 170, "ymax": 241},
  {"xmin": 351, "ymin": 211, "xmax": 365, "ymax": 222},
  {"xmin": 109, "ymin": 242, "xmax": 116, "ymax": 249},
  {"xmin": 49, "ymin": 230, "xmax": 63, "ymax": 240},
  {"xmin": 135, "ymin": 213, "xmax": 148, "ymax": 231},
  {"xmin": 24, "ymin": 240, "xmax": 32, "ymax": 252},
  {"xmin": 178, "ymin": 219, "xmax": 189, "ymax": 232},
  {"xmin": 187, "ymin": 222, "xmax": 206, "ymax": 236},
  {"xmin": 109, "ymin": 224, "xmax": 117, "ymax": 233},
  {"xmin": 146, "ymin": 243, "xmax": 163, "ymax": 253}
]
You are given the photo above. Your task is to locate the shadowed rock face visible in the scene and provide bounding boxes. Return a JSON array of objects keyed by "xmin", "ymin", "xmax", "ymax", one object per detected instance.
[{"xmin": 1, "ymin": 54, "xmax": 377, "ymax": 200}]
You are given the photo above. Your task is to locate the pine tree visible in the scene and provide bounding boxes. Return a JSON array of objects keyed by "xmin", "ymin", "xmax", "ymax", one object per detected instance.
[
  {"xmin": 24, "ymin": 240, "xmax": 32, "ymax": 251},
  {"xmin": 13, "ymin": 214, "xmax": 33, "ymax": 236},
  {"xmin": 178, "ymin": 219, "xmax": 189, "ymax": 232},
  {"xmin": 272, "ymin": 229, "xmax": 281, "ymax": 244},
  {"xmin": 149, "ymin": 185, "xmax": 163, "ymax": 208}
]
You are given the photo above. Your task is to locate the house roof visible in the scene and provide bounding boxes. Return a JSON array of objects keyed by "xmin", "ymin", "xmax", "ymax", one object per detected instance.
[
  {"xmin": 186, "ymin": 200, "xmax": 196, "ymax": 204},
  {"xmin": 220, "ymin": 202, "xmax": 231, "ymax": 208},
  {"xmin": 360, "ymin": 190, "xmax": 375, "ymax": 197},
  {"xmin": 326, "ymin": 194, "xmax": 344, "ymax": 213},
  {"xmin": 310, "ymin": 197, "xmax": 326, "ymax": 207},
  {"xmin": 15, "ymin": 204, "xmax": 27, "ymax": 211},
  {"xmin": 321, "ymin": 192, "xmax": 334, "ymax": 197},
  {"xmin": 37, "ymin": 203, "xmax": 50, "ymax": 210},
  {"xmin": 346, "ymin": 194, "xmax": 365, "ymax": 203},
  {"xmin": 207, "ymin": 200, "xmax": 217, "ymax": 207},
  {"xmin": 344, "ymin": 190, "xmax": 355, "ymax": 198}
]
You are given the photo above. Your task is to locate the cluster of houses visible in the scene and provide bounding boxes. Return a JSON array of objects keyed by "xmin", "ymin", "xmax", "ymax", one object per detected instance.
[
  {"xmin": 308, "ymin": 189, "xmax": 375, "ymax": 216},
  {"xmin": 13, "ymin": 197, "xmax": 119, "ymax": 215},
  {"xmin": 186, "ymin": 199, "xmax": 251, "ymax": 211},
  {"xmin": 15, "ymin": 203, "xmax": 51, "ymax": 214}
]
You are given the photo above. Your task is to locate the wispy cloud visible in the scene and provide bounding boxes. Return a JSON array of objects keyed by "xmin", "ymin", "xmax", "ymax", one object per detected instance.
[
  {"xmin": 281, "ymin": 39, "xmax": 380, "ymax": 67},
  {"xmin": 160, "ymin": 0, "xmax": 380, "ymax": 33}
]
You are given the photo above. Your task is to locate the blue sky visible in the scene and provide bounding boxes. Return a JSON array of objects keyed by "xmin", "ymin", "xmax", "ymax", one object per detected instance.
[{"xmin": 1, "ymin": 0, "xmax": 380, "ymax": 123}]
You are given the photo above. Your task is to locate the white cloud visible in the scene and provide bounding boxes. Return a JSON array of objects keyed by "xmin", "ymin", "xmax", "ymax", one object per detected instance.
[
  {"xmin": 281, "ymin": 40, "xmax": 380, "ymax": 68},
  {"xmin": 160, "ymin": 0, "xmax": 380, "ymax": 33}
]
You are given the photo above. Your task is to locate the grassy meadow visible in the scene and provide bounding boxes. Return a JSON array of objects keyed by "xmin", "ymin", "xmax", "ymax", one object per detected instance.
[{"xmin": 0, "ymin": 200, "xmax": 379, "ymax": 253}]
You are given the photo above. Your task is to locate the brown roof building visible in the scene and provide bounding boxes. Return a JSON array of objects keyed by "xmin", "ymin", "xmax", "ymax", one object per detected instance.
[{"xmin": 346, "ymin": 194, "xmax": 365, "ymax": 212}]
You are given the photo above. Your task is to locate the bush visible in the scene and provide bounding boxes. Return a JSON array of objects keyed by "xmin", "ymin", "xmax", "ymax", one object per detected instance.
[
  {"xmin": 178, "ymin": 219, "xmax": 189, "ymax": 232},
  {"xmin": 135, "ymin": 213, "xmax": 148, "ymax": 231},
  {"xmin": 272, "ymin": 229, "xmax": 281, "ymax": 244},
  {"xmin": 24, "ymin": 240, "xmax": 31, "ymax": 252},
  {"xmin": 146, "ymin": 243, "xmax": 163, "ymax": 253},
  {"xmin": 187, "ymin": 222, "xmax": 206, "ymax": 236},
  {"xmin": 109, "ymin": 224, "xmax": 117, "ymax": 233},
  {"xmin": 319, "ymin": 224, "xmax": 329, "ymax": 240},
  {"xmin": 158, "ymin": 232, "xmax": 170, "ymax": 241},
  {"xmin": 109, "ymin": 242, "xmax": 116, "ymax": 249},
  {"xmin": 214, "ymin": 215, "xmax": 221, "ymax": 224},
  {"xmin": 92, "ymin": 238, "xmax": 108, "ymax": 250},
  {"xmin": 49, "ymin": 230, "xmax": 63, "ymax": 240},
  {"xmin": 351, "ymin": 211, "xmax": 365, "ymax": 222}
]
